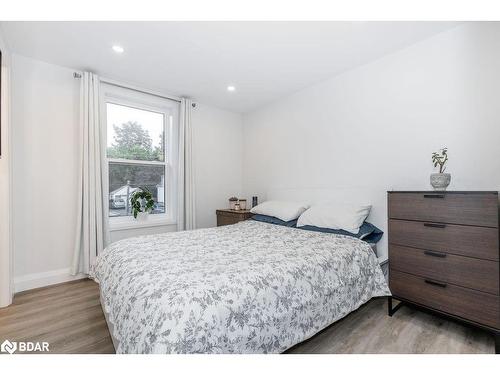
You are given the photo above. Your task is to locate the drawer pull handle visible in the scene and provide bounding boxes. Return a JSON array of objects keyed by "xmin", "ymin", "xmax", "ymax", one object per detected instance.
[
  {"xmin": 424, "ymin": 223, "xmax": 446, "ymax": 229},
  {"xmin": 423, "ymin": 194, "xmax": 445, "ymax": 199},
  {"xmin": 424, "ymin": 250, "xmax": 446, "ymax": 258},
  {"xmin": 424, "ymin": 279, "xmax": 447, "ymax": 288}
]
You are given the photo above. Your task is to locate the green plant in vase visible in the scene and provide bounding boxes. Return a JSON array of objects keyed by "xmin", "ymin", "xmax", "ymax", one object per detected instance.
[
  {"xmin": 430, "ymin": 148, "xmax": 451, "ymax": 190},
  {"xmin": 130, "ymin": 189, "xmax": 155, "ymax": 219}
]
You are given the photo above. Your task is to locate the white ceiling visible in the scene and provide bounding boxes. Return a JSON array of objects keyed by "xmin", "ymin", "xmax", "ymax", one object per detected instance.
[{"xmin": 0, "ymin": 21, "xmax": 458, "ymax": 113}]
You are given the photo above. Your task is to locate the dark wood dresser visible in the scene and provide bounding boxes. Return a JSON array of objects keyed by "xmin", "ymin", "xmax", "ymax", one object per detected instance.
[
  {"xmin": 216, "ymin": 209, "xmax": 252, "ymax": 226},
  {"xmin": 387, "ymin": 191, "xmax": 499, "ymax": 353}
]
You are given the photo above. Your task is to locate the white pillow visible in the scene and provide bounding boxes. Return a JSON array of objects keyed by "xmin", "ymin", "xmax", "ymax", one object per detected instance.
[
  {"xmin": 250, "ymin": 200, "xmax": 310, "ymax": 222},
  {"xmin": 297, "ymin": 202, "xmax": 371, "ymax": 234}
]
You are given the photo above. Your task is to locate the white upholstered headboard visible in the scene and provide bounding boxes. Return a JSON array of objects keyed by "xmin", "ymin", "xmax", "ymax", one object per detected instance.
[{"xmin": 266, "ymin": 188, "xmax": 387, "ymax": 261}]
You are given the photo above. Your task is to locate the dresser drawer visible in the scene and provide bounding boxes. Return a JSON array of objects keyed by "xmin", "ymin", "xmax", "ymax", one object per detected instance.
[
  {"xmin": 390, "ymin": 270, "xmax": 500, "ymax": 329},
  {"xmin": 389, "ymin": 219, "xmax": 499, "ymax": 261},
  {"xmin": 388, "ymin": 192, "xmax": 498, "ymax": 227},
  {"xmin": 390, "ymin": 245, "xmax": 500, "ymax": 295}
]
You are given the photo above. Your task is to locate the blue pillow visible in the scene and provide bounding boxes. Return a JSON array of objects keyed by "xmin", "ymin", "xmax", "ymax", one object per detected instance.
[
  {"xmin": 251, "ymin": 214, "xmax": 298, "ymax": 227},
  {"xmin": 298, "ymin": 221, "xmax": 383, "ymax": 244}
]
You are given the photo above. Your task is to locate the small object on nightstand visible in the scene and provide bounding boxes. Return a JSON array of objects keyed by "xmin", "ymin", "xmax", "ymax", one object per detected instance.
[
  {"xmin": 252, "ymin": 196, "xmax": 258, "ymax": 208},
  {"xmin": 228, "ymin": 197, "xmax": 238, "ymax": 210},
  {"xmin": 216, "ymin": 209, "xmax": 252, "ymax": 226},
  {"xmin": 239, "ymin": 199, "xmax": 247, "ymax": 210},
  {"xmin": 234, "ymin": 202, "xmax": 240, "ymax": 211}
]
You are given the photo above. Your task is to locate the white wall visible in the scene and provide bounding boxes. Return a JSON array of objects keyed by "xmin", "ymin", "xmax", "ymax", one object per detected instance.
[
  {"xmin": 192, "ymin": 103, "xmax": 243, "ymax": 228},
  {"xmin": 11, "ymin": 54, "xmax": 82, "ymax": 291},
  {"xmin": 242, "ymin": 23, "xmax": 500, "ymax": 261},
  {"xmin": 10, "ymin": 54, "xmax": 243, "ymax": 291},
  {"xmin": 0, "ymin": 30, "xmax": 13, "ymax": 307}
]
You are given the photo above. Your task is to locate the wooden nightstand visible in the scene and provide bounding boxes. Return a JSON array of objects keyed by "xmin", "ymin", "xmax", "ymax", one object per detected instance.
[{"xmin": 216, "ymin": 209, "xmax": 252, "ymax": 226}]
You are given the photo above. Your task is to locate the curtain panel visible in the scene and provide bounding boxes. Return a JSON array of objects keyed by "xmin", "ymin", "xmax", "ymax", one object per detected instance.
[
  {"xmin": 177, "ymin": 98, "xmax": 196, "ymax": 231},
  {"xmin": 71, "ymin": 72, "xmax": 108, "ymax": 275}
]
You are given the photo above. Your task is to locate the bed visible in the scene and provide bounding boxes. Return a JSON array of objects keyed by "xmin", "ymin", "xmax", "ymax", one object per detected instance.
[{"xmin": 91, "ymin": 219, "xmax": 390, "ymax": 354}]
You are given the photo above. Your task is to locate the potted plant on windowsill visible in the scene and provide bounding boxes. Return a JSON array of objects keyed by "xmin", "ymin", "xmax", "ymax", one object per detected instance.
[
  {"xmin": 130, "ymin": 189, "xmax": 155, "ymax": 221},
  {"xmin": 430, "ymin": 147, "xmax": 451, "ymax": 190}
]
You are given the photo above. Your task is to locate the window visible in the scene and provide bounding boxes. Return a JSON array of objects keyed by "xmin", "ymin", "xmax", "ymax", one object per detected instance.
[{"xmin": 102, "ymin": 84, "xmax": 179, "ymax": 229}]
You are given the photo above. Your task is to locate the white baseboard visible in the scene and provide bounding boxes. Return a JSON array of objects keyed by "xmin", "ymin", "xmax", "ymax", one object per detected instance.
[{"xmin": 14, "ymin": 268, "xmax": 87, "ymax": 293}]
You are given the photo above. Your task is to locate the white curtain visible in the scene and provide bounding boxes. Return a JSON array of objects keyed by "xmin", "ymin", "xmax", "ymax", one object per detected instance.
[
  {"xmin": 177, "ymin": 98, "xmax": 196, "ymax": 230},
  {"xmin": 71, "ymin": 72, "xmax": 108, "ymax": 275}
]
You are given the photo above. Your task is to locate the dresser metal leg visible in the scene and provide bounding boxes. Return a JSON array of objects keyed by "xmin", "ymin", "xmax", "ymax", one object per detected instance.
[
  {"xmin": 495, "ymin": 332, "xmax": 499, "ymax": 354},
  {"xmin": 388, "ymin": 296, "xmax": 403, "ymax": 317}
]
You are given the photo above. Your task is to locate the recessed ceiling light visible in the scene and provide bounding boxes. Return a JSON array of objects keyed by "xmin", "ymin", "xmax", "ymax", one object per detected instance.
[
  {"xmin": 227, "ymin": 85, "xmax": 236, "ymax": 92},
  {"xmin": 112, "ymin": 45, "xmax": 124, "ymax": 54}
]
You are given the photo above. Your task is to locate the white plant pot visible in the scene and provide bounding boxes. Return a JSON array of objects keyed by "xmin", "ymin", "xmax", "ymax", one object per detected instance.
[
  {"xmin": 430, "ymin": 173, "xmax": 451, "ymax": 190},
  {"xmin": 136, "ymin": 212, "xmax": 150, "ymax": 221}
]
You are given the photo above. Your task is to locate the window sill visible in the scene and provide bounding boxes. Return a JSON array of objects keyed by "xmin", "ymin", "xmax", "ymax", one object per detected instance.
[{"xmin": 109, "ymin": 217, "xmax": 177, "ymax": 232}]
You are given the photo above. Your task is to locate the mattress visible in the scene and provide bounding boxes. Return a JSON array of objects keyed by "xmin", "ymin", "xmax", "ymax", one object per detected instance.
[
  {"xmin": 91, "ymin": 220, "xmax": 390, "ymax": 353},
  {"xmin": 100, "ymin": 293, "xmax": 119, "ymax": 351}
]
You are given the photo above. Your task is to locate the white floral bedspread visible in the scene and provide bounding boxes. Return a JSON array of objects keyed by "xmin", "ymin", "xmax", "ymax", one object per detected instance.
[{"xmin": 91, "ymin": 220, "xmax": 390, "ymax": 354}]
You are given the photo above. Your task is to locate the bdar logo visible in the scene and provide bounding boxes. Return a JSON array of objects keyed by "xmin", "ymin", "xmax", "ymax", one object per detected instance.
[
  {"xmin": 1, "ymin": 340, "xmax": 17, "ymax": 354},
  {"xmin": 1, "ymin": 340, "xmax": 49, "ymax": 354}
]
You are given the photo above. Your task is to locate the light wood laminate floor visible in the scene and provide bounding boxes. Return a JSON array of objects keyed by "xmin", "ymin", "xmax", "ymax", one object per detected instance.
[{"xmin": 0, "ymin": 279, "xmax": 495, "ymax": 354}]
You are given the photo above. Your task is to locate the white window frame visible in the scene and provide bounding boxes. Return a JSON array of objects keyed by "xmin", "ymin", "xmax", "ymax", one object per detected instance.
[{"xmin": 101, "ymin": 83, "xmax": 179, "ymax": 231}]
